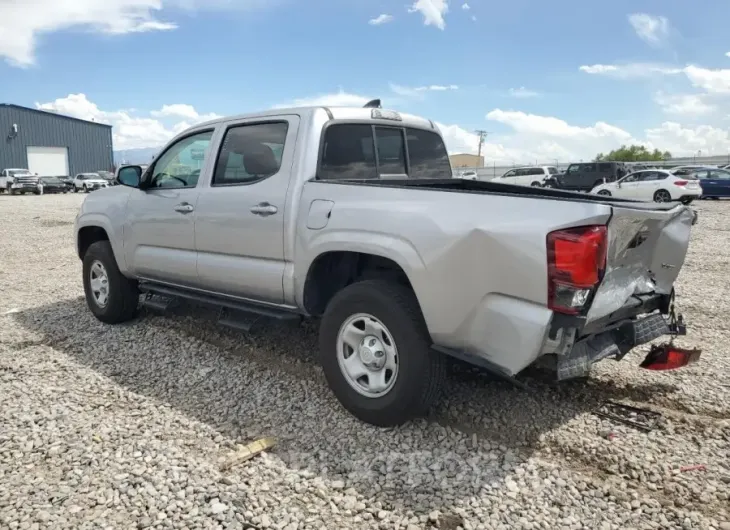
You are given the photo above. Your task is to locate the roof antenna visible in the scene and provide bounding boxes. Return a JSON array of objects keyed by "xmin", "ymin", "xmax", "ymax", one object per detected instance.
[{"xmin": 363, "ymin": 99, "xmax": 381, "ymax": 109}]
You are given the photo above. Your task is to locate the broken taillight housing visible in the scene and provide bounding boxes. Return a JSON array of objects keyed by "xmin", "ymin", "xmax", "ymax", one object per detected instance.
[
  {"xmin": 640, "ymin": 343, "xmax": 701, "ymax": 370},
  {"xmin": 547, "ymin": 225, "xmax": 608, "ymax": 315}
]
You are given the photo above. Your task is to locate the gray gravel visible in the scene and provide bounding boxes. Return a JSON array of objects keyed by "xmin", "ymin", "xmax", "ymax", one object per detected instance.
[{"xmin": 1, "ymin": 193, "xmax": 728, "ymax": 530}]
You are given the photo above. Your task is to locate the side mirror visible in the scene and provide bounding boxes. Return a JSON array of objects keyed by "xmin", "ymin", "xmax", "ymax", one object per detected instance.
[{"xmin": 117, "ymin": 166, "xmax": 142, "ymax": 188}]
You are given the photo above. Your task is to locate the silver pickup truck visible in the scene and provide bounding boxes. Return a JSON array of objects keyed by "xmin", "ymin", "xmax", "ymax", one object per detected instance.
[{"xmin": 75, "ymin": 102, "xmax": 698, "ymax": 426}]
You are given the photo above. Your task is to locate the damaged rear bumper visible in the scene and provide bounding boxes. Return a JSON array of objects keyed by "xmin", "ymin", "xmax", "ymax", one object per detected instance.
[
  {"xmin": 557, "ymin": 313, "xmax": 672, "ymax": 380},
  {"xmin": 545, "ymin": 291, "xmax": 698, "ymax": 380}
]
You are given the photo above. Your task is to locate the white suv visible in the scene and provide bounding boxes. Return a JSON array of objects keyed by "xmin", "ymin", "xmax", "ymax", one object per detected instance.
[
  {"xmin": 74, "ymin": 173, "xmax": 109, "ymax": 193},
  {"xmin": 492, "ymin": 166, "xmax": 558, "ymax": 187}
]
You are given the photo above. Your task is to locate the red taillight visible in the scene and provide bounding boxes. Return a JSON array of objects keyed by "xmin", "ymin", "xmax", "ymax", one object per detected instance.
[
  {"xmin": 640, "ymin": 344, "xmax": 701, "ymax": 370},
  {"xmin": 547, "ymin": 225, "xmax": 607, "ymax": 314},
  {"xmin": 674, "ymin": 180, "xmax": 688, "ymax": 186}
]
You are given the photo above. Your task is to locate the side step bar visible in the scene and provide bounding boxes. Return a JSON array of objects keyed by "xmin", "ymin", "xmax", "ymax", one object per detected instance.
[{"xmin": 138, "ymin": 282, "xmax": 301, "ymax": 330}]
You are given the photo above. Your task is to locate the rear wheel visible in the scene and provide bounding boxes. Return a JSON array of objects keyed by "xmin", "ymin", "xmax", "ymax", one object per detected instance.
[
  {"xmin": 82, "ymin": 241, "xmax": 139, "ymax": 324},
  {"xmin": 597, "ymin": 190, "xmax": 612, "ymax": 196},
  {"xmin": 530, "ymin": 181, "xmax": 542, "ymax": 187},
  {"xmin": 319, "ymin": 280, "xmax": 446, "ymax": 427},
  {"xmin": 653, "ymin": 189, "xmax": 671, "ymax": 203}
]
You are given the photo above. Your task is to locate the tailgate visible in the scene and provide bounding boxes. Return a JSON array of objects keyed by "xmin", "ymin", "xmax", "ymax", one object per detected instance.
[{"xmin": 586, "ymin": 204, "xmax": 695, "ymax": 323}]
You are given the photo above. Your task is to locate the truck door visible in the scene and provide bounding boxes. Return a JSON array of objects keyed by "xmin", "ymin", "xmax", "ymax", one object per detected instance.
[
  {"xmin": 194, "ymin": 116, "xmax": 300, "ymax": 304},
  {"xmin": 123, "ymin": 129, "xmax": 215, "ymax": 287}
]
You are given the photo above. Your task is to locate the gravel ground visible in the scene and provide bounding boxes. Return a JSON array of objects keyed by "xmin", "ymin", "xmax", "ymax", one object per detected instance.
[{"xmin": 0, "ymin": 193, "xmax": 728, "ymax": 530}]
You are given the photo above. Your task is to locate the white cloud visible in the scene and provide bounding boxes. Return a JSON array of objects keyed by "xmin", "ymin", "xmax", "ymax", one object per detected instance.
[
  {"xmin": 35, "ymin": 93, "xmax": 219, "ymax": 150},
  {"xmin": 408, "ymin": 0, "xmax": 448, "ymax": 30},
  {"xmin": 653, "ymin": 92, "xmax": 715, "ymax": 117},
  {"xmin": 471, "ymin": 15, "xmax": 476, "ymax": 21},
  {"xmin": 579, "ymin": 63, "xmax": 682, "ymax": 79},
  {"xmin": 645, "ymin": 122, "xmax": 730, "ymax": 156},
  {"xmin": 369, "ymin": 14, "xmax": 393, "ymax": 25},
  {"xmin": 151, "ymin": 103, "xmax": 221, "ymax": 122},
  {"xmin": 628, "ymin": 13, "xmax": 670, "ymax": 47},
  {"xmin": 389, "ymin": 83, "xmax": 458, "ymax": 98},
  {"xmin": 462, "ymin": 3, "xmax": 470, "ymax": 10},
  {"xmin": 273, "ymin": 90, "xmax": 371, "ymax": 108},
  {"xmin": 508, "ymin": 87, "xmax": 540, "ymax": 98},
  {"xmin": 683, "ymin": 65, "xmax": 730, "ymax": 94},
  {"xmin": 38, "ymin": 90, "xmax": 730, "ymax": 163},
  {"xmin": 0, "ymin": 0, "xmax": 269, "ymax": 67}
]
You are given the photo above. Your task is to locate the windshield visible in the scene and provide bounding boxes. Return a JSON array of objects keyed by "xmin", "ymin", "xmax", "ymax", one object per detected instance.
[
  {"xmin": 41, "ymin": 177, "xmax": 59, "ymax": 183},
  {"xmin": 9, "ymin": 170, "xmax": 32, "ymax": 176}
]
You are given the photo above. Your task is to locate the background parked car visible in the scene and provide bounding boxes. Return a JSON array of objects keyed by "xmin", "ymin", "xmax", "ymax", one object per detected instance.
[
  {"xmin": 97, "ymin": 170, "xmax": 116, "ymax": 185},
  {"xmin": 591, "ymin": 169, "xmax": 701, "ymax": 204},
  {"xmin": 669, "ymin": 165, "xmax": 714, "ymax": 176},
  {"xmin": 492, "ymin": 166, "xmax": 558, "ymax": 187},
  {"xmin": 73, "ymin": 173, "xmax": 109, "ymax": 193},
  {"xmin": 543, "ymin": 161, "xmax": 627, "ymax": 191},
  {"xmin": 692, "ymin": 168, "xmax": 730, "ymax": 199},
  {"xmin": 38, "ymin": 176, "xmax": 68, "ymax": 194},
  {"xmin": 58, "ymin": 176, "xmax": 75, "ymax": 191},
  {"xmin": 457, "ymin": 170, "xmax": 478, "ymax": 180},
  {"xmin": 0, "ymin": 168, "xmax": 42, "ymax": 195}
]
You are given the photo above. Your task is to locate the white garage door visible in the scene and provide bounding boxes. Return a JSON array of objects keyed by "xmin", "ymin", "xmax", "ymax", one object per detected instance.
[{"xmin": 27, "ymin": 146, "xmax": 69, "ymax": 177}]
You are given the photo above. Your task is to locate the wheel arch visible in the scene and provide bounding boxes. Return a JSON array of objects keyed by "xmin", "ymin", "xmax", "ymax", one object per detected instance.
[
  {"xmin": 76, "ymin": 216, "xmax": 128, "ymax": 273},
  {"xmin": 302, "ymin": 250, "xmax": 423, "ymax": 317}
]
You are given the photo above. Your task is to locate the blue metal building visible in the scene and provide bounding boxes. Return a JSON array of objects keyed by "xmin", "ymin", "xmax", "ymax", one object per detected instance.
[{"xmin": 0, "ymin": 104, "xmax": 113, "ymax": 177}]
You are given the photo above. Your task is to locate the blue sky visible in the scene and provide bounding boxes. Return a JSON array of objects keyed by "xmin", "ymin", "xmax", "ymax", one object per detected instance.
[{"xmin": 3, "ymin": 0, "xmax": 730, "ymax": 162}]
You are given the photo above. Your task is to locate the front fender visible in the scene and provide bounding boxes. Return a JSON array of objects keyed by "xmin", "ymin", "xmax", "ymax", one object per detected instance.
[{"xmin": 75, "ymin": 190, "xmax": 131, "ymax": 273}]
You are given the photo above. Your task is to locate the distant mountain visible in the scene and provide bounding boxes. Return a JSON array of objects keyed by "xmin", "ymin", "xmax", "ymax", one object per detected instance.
[{"xmin": 113, "ymin": 147, "xmax": 160, "ymax": 165}]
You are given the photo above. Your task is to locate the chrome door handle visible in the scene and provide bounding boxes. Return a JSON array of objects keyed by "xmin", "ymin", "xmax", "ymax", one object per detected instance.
[
  {"xmin": 174, "ymin": 202, "xmax": 194, "ymax": 214},
  {"xmin": 250, "ymin": 202, "xmax": 278, "ymax": 216}
]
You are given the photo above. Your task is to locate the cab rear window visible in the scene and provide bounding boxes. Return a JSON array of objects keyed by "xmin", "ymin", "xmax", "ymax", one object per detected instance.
[{"xmin": 319, "ymin": 123, "xmax": 451, "ymax": 180}]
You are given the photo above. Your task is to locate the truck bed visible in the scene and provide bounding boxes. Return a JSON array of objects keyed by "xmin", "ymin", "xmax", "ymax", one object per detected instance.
[{"xmin": 329, "ymin": 177, "xmax": 683, "ymax": 211}]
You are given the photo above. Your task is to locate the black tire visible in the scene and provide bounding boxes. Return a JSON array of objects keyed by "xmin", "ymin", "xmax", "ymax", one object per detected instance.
[
  {"xmin": 84, "ymin": 186, "xmax": 90, "ymax": 193},
  {"xmin": 597, "ymin": 190, "xmax": 612, "ymax": 196},
  {"xmin": 74, "ymin": 187, "xmax": 79, "ymax": 193},
  {"xmin": 653, "ymin": 189, "xmax": 671, "ymax": 203},
  {"xmin": 319, "ymin": 280, "xmax": 446, "ymax": 427},
  {"xmin": 530, "ymin": 181, "xmax": 542, "ymax": 187},
  {"xmin": 82, "ymin": 240, "xmax": 139, "ymax": 324}
]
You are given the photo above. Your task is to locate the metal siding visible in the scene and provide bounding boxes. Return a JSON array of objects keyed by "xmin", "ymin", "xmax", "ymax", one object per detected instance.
[{"xmin": 0, "ymin": 105, "xmax": 113, "ymax": 176}]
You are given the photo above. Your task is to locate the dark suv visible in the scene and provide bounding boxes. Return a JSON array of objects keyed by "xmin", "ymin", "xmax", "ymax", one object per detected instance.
[{"xmin": 544, "ymin": 161, "xmax": 628, "ymax": 192}]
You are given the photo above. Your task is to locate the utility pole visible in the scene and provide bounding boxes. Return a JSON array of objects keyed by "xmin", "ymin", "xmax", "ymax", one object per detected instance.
[{"xmin": 474, "ymin": 129, "xmax": 489, "ymax": 168}]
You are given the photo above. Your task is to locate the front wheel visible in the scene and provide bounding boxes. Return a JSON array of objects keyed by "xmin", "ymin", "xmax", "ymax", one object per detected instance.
[
  {"xmin": 597, "ymin": 190, "xmax": 612, "ymax": 196},
  {"xmin": 530, "ymin": 181, "xmax": 542, "ymax": 187},
  {"xmin": 319, "ymin": 280, "xmax": 446, "ymax": 427},
  {"xmin": 82, "ymin": 240, "xmax": 139, "ymax": 324},
  {"xmin": 653, "ymin": 189, "xmax": 672, "ymax": 203},
  {"xmin": 74, "ymin": 187, "xmax": 79, "ymax": 193}
]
